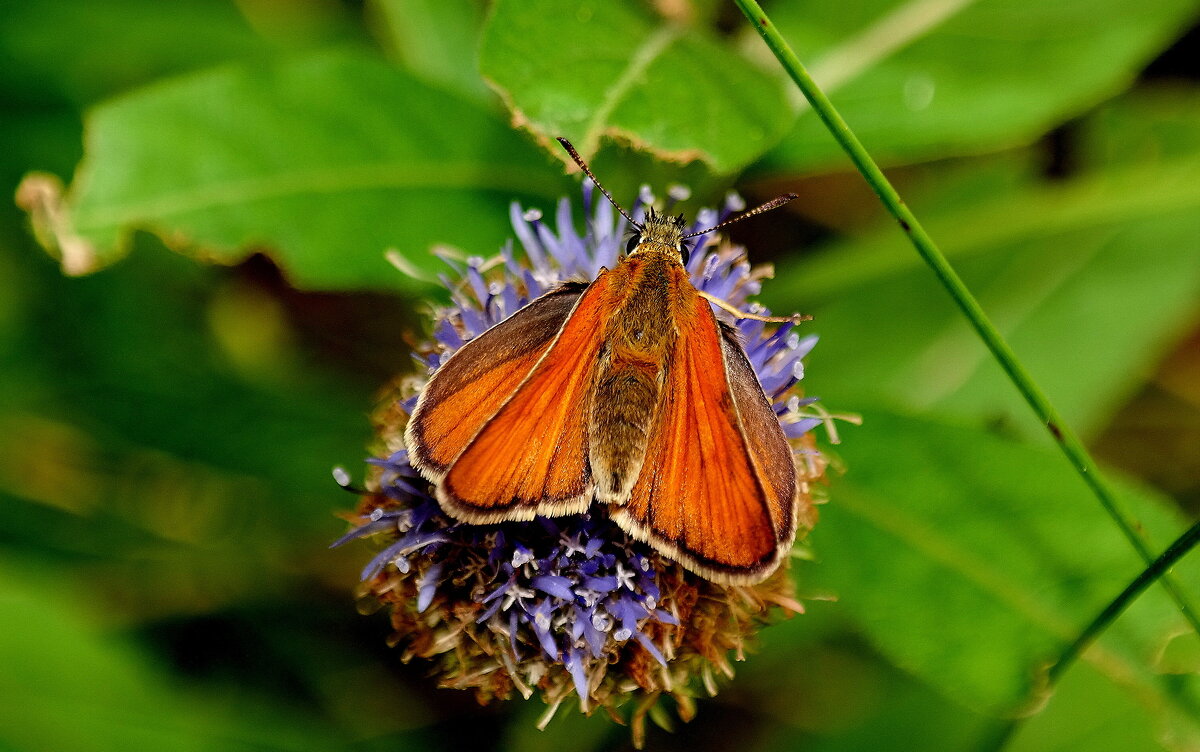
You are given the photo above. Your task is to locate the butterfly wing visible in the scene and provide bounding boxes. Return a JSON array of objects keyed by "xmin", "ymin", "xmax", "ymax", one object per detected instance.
[
  {"xmin": 612, "ymin": 294, "xmax": 797, "ymax": 584},
  {"xmin": 718, "ymin": 319, "xmax": 803, "ymax": 546},
  {"xmin": 434, "ymin": 272, "xmax": 616, "ymax": 523},
  {"xmin": 406, "ymin": 281, "xmax": 587, "ymax": 479}
]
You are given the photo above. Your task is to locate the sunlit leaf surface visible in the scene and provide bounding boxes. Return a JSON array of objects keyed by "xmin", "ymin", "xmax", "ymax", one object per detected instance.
[{"xmin": 480, "ymin": 0, "xmax": 794, "ymax": 173}]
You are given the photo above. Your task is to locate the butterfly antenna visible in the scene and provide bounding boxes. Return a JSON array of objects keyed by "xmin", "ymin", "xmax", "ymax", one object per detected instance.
[
  {"xmin": 556, "ymin": 137, "xmax": 641, "ymax": 228},
  {"xmin": 682, "ymin": 193, "xmax": 798, "ymax": 239}
]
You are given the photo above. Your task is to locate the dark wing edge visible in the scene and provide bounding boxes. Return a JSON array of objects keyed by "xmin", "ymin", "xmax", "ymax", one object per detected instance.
[{"xmin": 716, "ymin": 319, "xmax": 801, "ymax": 549}]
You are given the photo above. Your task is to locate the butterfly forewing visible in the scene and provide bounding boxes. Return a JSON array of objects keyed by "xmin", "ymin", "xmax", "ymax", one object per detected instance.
[
  {"xmin": 437, "ymin": 273, "xmax": 616, "ymax": 522},
  {"xmin": 407, "ymin": 282, "xmax": 586, "ymax": 477}
]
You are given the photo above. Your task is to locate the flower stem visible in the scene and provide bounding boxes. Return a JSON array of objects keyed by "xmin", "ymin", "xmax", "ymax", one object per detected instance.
[
  {"xmin": 733, "ymin": 0, "xmax": 1200, "ymax": 636},
  {"xmin": 980, "ymin": 519, "xmax": 1200, "ymax": 751}
]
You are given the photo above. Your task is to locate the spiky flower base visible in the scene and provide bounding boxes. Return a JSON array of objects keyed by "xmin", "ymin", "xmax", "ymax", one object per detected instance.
[{"xmin": 348, "ymin": 465, "xmax": 807, "ymax": 736}]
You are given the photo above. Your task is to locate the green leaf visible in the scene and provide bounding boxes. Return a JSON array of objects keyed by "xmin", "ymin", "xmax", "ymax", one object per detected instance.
[
  {"xmin": 805, "ymin": 408, "xmax": 1200, "ymax": 734},
  {"xmin": 370, "ymin": 0, "xmax": 492, "ymax": 102},
  {"xmin": 0, "ymin": 1, "xmax": 265, "ymax": 104},
  {"xmin": 746, "ymin": 611, "xmax": 992, "ymax": 751},
  {"xmin": 1003, "ymin": 658, "xmax": 1185, "ymax": 751},
  {"xmin": 1078, "ymin": 86, "xmax": 1200, "ymax": 171},
  {"xmin": 768, "ymin": 153, "xmax": 1200, "ymax": 439},
  {"xmin": 0, "ymin": 562, "xmax": 343, "ymax": 751},
  {"xmin": 739, "ymin": 599, "xmax": 1177, "ymax": 751},
  {"xmin": 0, "ymin": 222, "xmax": 433, "ymax": 738},
  {"xmin": 479, "ymin": 0, "xmax": 794, "ymax": 174},
  {"xmin": 21, "ymin": 51, "xmax": 564, "ymax": 290},
  {"xmin": 0, "ymin": 0, "xmax": 365, "ymax": 105},
  {"xmin": 0, "ymin": 232, "xmax": 373, "ymax": 611},
  {"xmin": 760, "ymin": 0, "xmax": 1200, "ymax": 172}
]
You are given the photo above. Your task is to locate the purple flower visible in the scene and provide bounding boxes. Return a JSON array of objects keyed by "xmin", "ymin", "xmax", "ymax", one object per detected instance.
[{"xmin": 337, "ymin": 183, "xmax": 826, "ymax": 737}]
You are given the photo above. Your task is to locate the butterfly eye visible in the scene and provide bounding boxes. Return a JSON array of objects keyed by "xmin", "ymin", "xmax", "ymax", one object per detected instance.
[
  {"xmin": 625, "ymin": 234, "xmax": 641, "ymax": 254},
  {"xmin": 679, "ymin": 244, "xmax": 691, "ymax": 266}
]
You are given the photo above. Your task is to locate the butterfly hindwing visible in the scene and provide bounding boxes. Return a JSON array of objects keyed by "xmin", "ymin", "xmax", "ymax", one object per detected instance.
[
  {"xmin": 717, "ymin": 319, "xmax": 801, "ymax": 543},
  {"xmin": 612, "ymin": 293, "xmax": 794, "ymax": 583}
]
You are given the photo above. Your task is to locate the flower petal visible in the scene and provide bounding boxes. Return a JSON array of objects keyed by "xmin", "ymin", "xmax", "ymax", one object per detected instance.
[{"xmin": 531, "ymin": 575, "xmax": 576, "ymax": 601}]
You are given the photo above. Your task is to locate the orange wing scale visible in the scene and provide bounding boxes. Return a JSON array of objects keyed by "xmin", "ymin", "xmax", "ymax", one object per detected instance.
[
  {"xmin": 437, "ymin": 274, "xmax": 614, "ymax": 521},
  {"xmin": 613, "ymin": 293, "xmax": 793, "ymax": 581},
  {"xmin": 407, "ymin": 283, "xmax": 585, "ymax": 476}
]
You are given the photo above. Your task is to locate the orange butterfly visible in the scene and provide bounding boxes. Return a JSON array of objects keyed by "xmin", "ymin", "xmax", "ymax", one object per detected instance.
[{"xmin": 407, "ymin": 138, "xmax": 808, "ymax": 584}]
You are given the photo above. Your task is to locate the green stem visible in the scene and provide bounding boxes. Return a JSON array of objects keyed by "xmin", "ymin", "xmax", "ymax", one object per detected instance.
[
  {"xmin": 982, "ymin": 520, "xmax": 1200, "ymax": 751},
  {"xmin": 1050, "ymin": 520, "xmax": 1200, "ymax": 683},
  {"xmin": 733, "ymin": 0, "xmax": 1200, "ymax": 636}
]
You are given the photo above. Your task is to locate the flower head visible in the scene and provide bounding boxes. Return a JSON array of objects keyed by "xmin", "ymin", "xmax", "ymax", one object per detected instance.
[{"xmin": 337, "ymin": 182, "xmax": 826, "ymax": 741}]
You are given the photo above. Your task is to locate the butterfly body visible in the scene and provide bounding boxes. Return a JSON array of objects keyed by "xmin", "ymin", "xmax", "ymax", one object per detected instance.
[
  {"xmin": 590, "ymin": 229, "xmax": 689, "ymax": 504},
  {"xmin": 406, "ymin": 206, "xmax": 804, "ymax": 584}
]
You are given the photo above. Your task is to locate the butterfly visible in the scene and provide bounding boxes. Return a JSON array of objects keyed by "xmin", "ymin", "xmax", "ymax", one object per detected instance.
[{"xmin": 406, "ymin": 138, "xmax": 808, "ymax": 584}]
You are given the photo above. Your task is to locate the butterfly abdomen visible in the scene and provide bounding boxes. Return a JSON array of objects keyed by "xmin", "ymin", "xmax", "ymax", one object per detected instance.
[{"xmin": 589, "ymin": 355, "xmax": 659, "ymax": 502}]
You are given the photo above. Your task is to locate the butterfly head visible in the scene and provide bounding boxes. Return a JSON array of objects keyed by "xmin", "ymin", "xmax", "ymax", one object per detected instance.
[{"xmin": 626, "ymin": 208, "xmax": 690, "ymax": 263}]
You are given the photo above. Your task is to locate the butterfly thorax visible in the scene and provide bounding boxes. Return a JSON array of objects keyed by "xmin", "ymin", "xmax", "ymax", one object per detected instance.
[{"xmin": 589, "ymin": 244, "xmax": 697, "ymax": 504}]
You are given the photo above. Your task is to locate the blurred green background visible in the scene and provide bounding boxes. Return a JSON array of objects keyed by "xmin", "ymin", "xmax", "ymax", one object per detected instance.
[{"xmin": 2, "ymin": 1, "xmax": 1199, "ymax": 750}]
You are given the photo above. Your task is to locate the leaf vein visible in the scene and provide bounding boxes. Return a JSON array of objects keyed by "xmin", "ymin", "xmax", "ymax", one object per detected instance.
[{"xmin": 579, "ymin": 25, "xmax": 684, "ymax": 157}]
